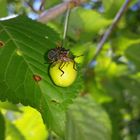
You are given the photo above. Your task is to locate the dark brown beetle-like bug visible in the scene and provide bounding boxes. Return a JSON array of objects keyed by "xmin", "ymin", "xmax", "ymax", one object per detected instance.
[{"xmin": 47, "ymin": 47, "xmax": 76, "ymax": 76}]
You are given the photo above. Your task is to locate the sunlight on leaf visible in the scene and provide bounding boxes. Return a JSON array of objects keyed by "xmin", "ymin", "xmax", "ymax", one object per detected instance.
[
  {"xmin": 14, "ymin": 106, "xmax": 48, "ymax": 140},
  {"xmin": 0, "ymin": 16, "xmax": 83, "ymax": 136},
  {"xmin": 65, "ymin": 95, "xmax": 112, "ymax": 140}
]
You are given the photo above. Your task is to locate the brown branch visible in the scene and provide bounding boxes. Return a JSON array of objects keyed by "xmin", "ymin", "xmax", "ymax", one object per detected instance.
[
  {"xmin": 39, "ymin": 0, "xmax": 46, "ymax": 12},
  {"xmin": 26, "ymin": 1, "xmax": 39, "ymax": 14},
  {"xmin": 38, "ymin": 0, "xmax": 87, "ymax": 23},
  {"xmin": 88, "ymin": 0, "xmax": 132, "ymax": 68},
  {"xmin": 26, "ymin": 0, "xmax": 46, "ymax": 14}
]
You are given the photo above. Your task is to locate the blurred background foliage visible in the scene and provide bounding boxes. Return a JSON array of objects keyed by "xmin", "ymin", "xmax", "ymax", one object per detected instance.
[
  {"xmin": 0, "ymin": 0, "xmax": 140, "ymax": 140},
  {"xmin": 0, "ymin": 101, "xmax": 48, "ymax": 140}
]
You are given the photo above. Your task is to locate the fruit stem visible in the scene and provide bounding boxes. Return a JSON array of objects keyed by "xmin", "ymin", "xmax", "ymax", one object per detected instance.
[{"xmin": 61, "ymin": 7, "xmax": 71, "ymax": 48}]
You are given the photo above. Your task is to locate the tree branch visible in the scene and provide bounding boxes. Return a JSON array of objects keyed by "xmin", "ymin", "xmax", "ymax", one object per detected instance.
[
  {"xmin": 39, "ymin": 0, "xmax": 46, "ymax": 12},
  {"xmin": 38, "ymin": 0, "xmax": 87, "ymax": 23},
  {"xmin": 88, "ymin": 0, "xmax": 132, "ymax": 68},
  {"xmin": 26, "ymin": 0, "xmax": 46, "ymax": 14},
  {"xmin": 26, "ymin": 1, "xmax": 39, "ymax": 14}
]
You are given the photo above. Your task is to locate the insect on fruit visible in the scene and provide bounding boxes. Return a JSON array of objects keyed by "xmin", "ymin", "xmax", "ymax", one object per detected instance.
[
  {"xmin": 47, "ymin": 6, "xmax": 80, "ymax": 87},
  {"xmin": 48, "ymin": 47, "xmax": 77, "ymax": 74},
  {"xmin": 48, "ymin": 47, "xmax": 78, "ymax": 87}
]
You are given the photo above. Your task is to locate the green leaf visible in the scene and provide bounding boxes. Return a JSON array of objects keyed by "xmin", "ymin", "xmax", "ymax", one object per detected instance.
[
  {"xmin": 65, "ymin": 95, "xmax": 112, "ymax": 140},
  {"xmin": 0, "ymin": 0, "xmax": 7, "ymax": 17},
  {"xmin": 111, "ymin": 31, "xmax": 140, "ymax": 55},
  {"xmin": 45, "ymin": 0, "xmax": 60, "ymax": 9},
  {"xmin": 0, "ymin": 112, "xmax": 5, "ymax": 140},
  {"xmin": 102, "ymin": 0, "xmax": 124, "ymax": 18},
  {"xmin": 102, "ymin": 0, "xmax": 123, "ymax": 11},
  {"xmin": 102, "ymin": 0, "xmax": 137, "ymax": 18},
  {"xmin": 103, "ymin": 102, "xmax": 122, "ymax": 140},
  {"xmin": 68, "ymin": 7, "xmax": 112, "ymax": 41},
  {"xmin": 0, "ymin": 16, "xmax": 83, "ymax": 137},
  {"xmin": 6, "ymin": 120, "xmax": 25, "ymax": 140},
  {"xmin": 118, "ymin": 76, "xmax": 140, "ymax": 98},
  {"xmin": 102, "ymin": 0, "xmax": 114, "ymax": 11},
  {"xmin": 0, "ymin": 101, "xmax": 21, "ymax": 112},
  {"xmin": 14, "ymin": 106, "xmax": 48, "ymax": 140},
  {"xmin": 125, "ymin": 44, "xmax": 140, "ymax": 70}
]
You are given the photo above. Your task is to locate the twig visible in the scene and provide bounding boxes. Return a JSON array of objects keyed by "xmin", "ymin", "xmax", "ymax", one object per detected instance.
[
  {"xmin": 88, "ymin": 0, "xmax": 132, "ymax": 68},
  {"xmin": 38, "ymin": 0, "xmax": 87, "ymax": 23},
  {"xmin": 26, "ymin": 1, "xmax": 39, "ymax": 14},
  {"xmin": 26, "ymin": 0, "xmax": 46, "ymax": 14},
  {"xmin": 39, "ymin": 0, "xmax": 46, "ymax": 12}
]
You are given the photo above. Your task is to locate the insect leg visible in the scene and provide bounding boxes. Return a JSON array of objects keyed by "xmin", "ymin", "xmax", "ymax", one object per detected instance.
[
  {"xmin": 59, "ymin": 62, "xmax": 66, "ymax": 76},
  {"xmin": 73, "ymin": 61, "xmax": 77, "ymax": 71}
]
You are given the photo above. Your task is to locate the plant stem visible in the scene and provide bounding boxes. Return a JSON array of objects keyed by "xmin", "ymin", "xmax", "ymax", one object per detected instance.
[
  {"xmin": 88, "ymin": 0, "xmax": 132, "ymax": 68},
  {"xmin": 38, "ymin": 0, "xmax": 87, "ymax": 23},
  {"xmin": 62, "ymin": 8, "xmax": 71, "ymax": 48}
]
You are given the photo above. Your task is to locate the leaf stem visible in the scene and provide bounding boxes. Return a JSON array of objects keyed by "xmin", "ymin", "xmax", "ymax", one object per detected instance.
[{"xmin": 88, "ymin": 0, "xmax": 132, "ymax": 68}]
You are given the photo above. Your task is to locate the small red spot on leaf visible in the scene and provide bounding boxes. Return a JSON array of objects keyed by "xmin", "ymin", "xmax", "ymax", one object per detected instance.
[
  {"xmin": 0, "ymin": 41, "xmax": 4, "ymax": 48},
  {"xmin": 33, "ymin": 75, "xmax": 42, "ymax": 82}
]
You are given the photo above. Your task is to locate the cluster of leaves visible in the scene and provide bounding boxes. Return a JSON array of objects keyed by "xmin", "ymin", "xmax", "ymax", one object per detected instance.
[{"xmin": 0, "ymin": 0, "xmax": 140, "ymax": 140}]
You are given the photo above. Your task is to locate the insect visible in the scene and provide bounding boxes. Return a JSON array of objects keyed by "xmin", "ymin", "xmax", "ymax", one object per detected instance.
[
  {"xmin": 46, "ymin": 6, "xmax": 79, "ymax": 87},
  {"xmin": 47, "ymin": 46, "xmax": 77, "ymax": 76}
]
